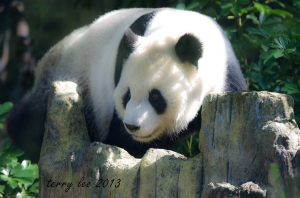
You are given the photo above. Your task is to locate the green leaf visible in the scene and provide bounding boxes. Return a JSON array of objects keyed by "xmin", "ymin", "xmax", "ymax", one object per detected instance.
[
  {"xmin": 10, "ymin": 164, "xmax": 23, "ymax": 176},
  {"xmin": 7, "ymin": 177, "xmax": 18, "ymax": 189},
  {"xmin": 8, "ymin": 148, "xmax": 24, "ymax": 158},
  {"xmin": 286, "ymin": 39, "xmax": 300, "ymax": 49},
  {"xmin": 205, "ymin": 7, "xmax": 218, "ymax": 17},
  {"xmin": 270, "ymin": 27, "xmax": 283, "ymax": 37},
  {"xmin": 274, "ymin": 50, "xmax": 284, "ymax": 58},
  {"xmin": 28, "ymin": 181, "xmax": 39, "ymax": 194},
  {"xmin": 221, "ymin": 5, "xmax": 232, "ymax": 16},
  {"xmin": 271, "ymin": 9, "xmax": 293, "ymax": 18},
  {"xmin": 260, "ymin": 50, "xmax": 277, "ymax": 64},
  {"xmin": 237, "ymin": 0, "xmax": 250, "ymax": 5},
  {"xmin": 14, "ymin": 169, "xmax": 34, "ymax": 178},
  {"xmin": 247, "ymin": 27, "xmax": 266, "ymax": 37},
  {"xmin": 0, "ymin": 174, "xmax": 9, "ymax": 181},
  {"xmin": 13, "ymin": 177, "xmax": 34, "ymax": 185},
  {"xmin": 246, "ymin": 13, "xmax": 260, "ymax": 25},
  {"xmin": 0, "ymin": 102, "xmax": 13, "ymax": 117},
  {"xmin": 259, "ymin": 26, "xmax": 270, "ymax": 36},
  {"xmin": 291, "ymin": 26, "xmax": 300, "ymax": 38},
  {"xmin": 0, "ymin": 185, "xmax": 4, "ymax": 194},
  {"xmin": 278, "ymin": 35, "xmax": 288, "ymax": 48},
  {"xmin": 264, "ymin": 17, "xmax": 282, "ymax": 25},
  {"xmin": 254, "ymin": 2, "xmax": 272, "ymax": 14},
  {"xmin": 0, "ymin": 154, "xmax": 13, "ymax": 166},
  {"xmin": 259, "ymin": 11, "xmax": 267, "ymax": 24},
  {"xmin": 284, "ymin": 83, "xmax": 300, "ymax": 94},
  {"xmin": 231, "ymin": 5, "xmax": 241, "ymax": 16},
  {"xmin": 242, "ymin": 33, "xmax": 261, "ymax": 46},
  {"xmin": 0, "ymin": 137, "xmax": 12, "ymax": 151},
  {"xmin": 199, "ymin": 0, "xmax": 209, "ymax": 8},
  {"xmin": 186, "ymin": 2, "xmax": 199, "ymax": 10},
  {"xmin": 0, "ymin": 102, "xmax": 13, "ymax": 122}
]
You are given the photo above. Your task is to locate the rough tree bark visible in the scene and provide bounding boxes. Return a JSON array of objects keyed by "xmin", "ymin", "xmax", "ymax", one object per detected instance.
[{"xmin": 38, "ymin": 81, "xmax": 300, "ymax": 198}]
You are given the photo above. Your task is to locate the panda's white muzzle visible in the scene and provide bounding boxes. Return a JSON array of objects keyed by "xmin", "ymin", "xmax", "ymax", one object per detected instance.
[{"xmin": 123, "ymin": 99, "xmax": 160, "ymax": 141}]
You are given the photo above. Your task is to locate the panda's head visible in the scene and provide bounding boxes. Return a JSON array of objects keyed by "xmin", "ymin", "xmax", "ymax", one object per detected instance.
[{"xmin": 114, "ymin": 27, "xmax": 223, "ymax": 142}]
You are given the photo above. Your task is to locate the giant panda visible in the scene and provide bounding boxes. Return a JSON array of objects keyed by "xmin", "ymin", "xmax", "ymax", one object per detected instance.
[{"xmin": 7, "ymin": 8, "xmax": 247, "ymax": 162}]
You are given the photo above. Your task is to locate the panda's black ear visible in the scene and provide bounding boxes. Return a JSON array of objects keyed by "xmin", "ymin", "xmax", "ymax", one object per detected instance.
[
  {"xmin": 175, "ymin": 33, "xmax": 203, "ymax": 67},
  {"xmin": 123, "ymin": 28, "xmax": 139, "ymax": 50}
]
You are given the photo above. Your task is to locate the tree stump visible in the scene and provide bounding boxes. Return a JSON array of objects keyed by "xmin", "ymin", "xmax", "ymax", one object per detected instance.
[{"xmin": 38, "ymin": 81, "xmax": 300, "ymax": 198}]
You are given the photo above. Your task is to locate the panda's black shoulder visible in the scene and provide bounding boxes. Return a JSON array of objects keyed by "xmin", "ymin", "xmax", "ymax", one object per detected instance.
[
  {"xmin": 224, "ymin": 58, "xmax": 248, "ymax": 92},
  {"xmin": 114, "ymin": 10, "xmax": 158, "ymax": 87}
]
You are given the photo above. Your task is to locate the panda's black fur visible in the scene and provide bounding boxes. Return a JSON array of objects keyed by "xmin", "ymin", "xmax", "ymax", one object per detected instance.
[{"xmin": 7, "ymin": 8, "xmax": 247, "ymax": 162}]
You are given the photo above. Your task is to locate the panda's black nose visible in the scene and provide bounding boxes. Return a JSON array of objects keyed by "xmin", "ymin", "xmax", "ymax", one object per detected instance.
[{"xmin": 124, "ymin": 123, "xmax": 140, "ymax": 132}]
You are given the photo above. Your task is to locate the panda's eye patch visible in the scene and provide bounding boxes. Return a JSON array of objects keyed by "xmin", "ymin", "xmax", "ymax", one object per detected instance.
[
  {"xmin": 122, "ymin": 88, "xmax": 131, "ymax": 109},
  {"xmin": 149, "ymin": 93, "xmax": 159, "ymax": 101},
  {"xmin": 149, "ymin": 89, "xmax": 167, "ymax": 115}
]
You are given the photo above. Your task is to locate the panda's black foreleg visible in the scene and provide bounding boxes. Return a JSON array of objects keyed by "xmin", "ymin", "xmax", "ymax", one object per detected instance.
[{"xmin": 7, "ymin": 91, "xmax": 47, "ymax": 163}]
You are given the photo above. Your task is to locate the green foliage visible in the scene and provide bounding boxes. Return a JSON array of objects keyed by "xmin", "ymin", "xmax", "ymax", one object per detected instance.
[
  {"xmin": 0, "ymin": 102, "xmax": 13, "ymax": 129},
  {"xmin": 270, "ymin": 163, "xmax": 286, "ymax": 198},
  {"xmin": 175, "ymin": 0, "xmax": 300, "ymax": 156},
  {"xmin": 172, "ymin": 132, "xmax": 200, "ymax": 157},
  {"xmin": 0, "ymin": 103, "xmax": 39, "ymax": 197},
  {"xmin": 0, "ymin": 139, "xmax": 39, "ymax": 198}
]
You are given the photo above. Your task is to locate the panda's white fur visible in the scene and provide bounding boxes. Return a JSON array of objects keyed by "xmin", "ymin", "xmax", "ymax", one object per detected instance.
[{"xmin": 8, "ymin": 8, "xmax": 247, "ymax": 161}]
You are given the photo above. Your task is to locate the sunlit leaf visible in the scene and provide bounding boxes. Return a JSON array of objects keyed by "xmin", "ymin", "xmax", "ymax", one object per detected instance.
[
  {"xmin": 274, "ymin": 35, "xmax": 288, "ymax": 49},
  {"xmin": 7, "ymin": 177, "xmax": 18, "ymax": 189},
  {"xmin": 13, "ymin": 169, "xmax": 34, "ymax": 178},
  {"xmin": 279, "ymin": 35, "xmax": 288, "ymax": 48},
  {"xmin": 284, "ymin": 83, "xmax": 300, "ymax": 94},
  {"xmin": 260, "ymin": 50, "xmax": 277, "ymax": 64},
  {"xmin": 246, "ymin": 13, "xmax": 260, "ymax": 25},
  {"xmin": 271, "ymin": 9, "xmax": 293, "ymax": 18},
  {"xmin": 259, "ymin": 11, "xmax": 267, "ymax": 24},
  {"xmin": 274, "ymin": 50, "xmax": 284, "ymax": 58},
  {"xmin": 0, "ymin": 174, "xmax": 9, "ymax": 181},
  {"xmin": 254, "ymin": 2, "xmax": 272, "ymax": 14},
  {"xmin": 10, "ymin": 164, "xmax": 23, "ymax": 176},
  {"xmin": 0, "ymin": 185, "xmax": 4, "ymax": 194},
  {"xmin": 13, "ymin": 177, "xmax": 34, "ymax": 185}
]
